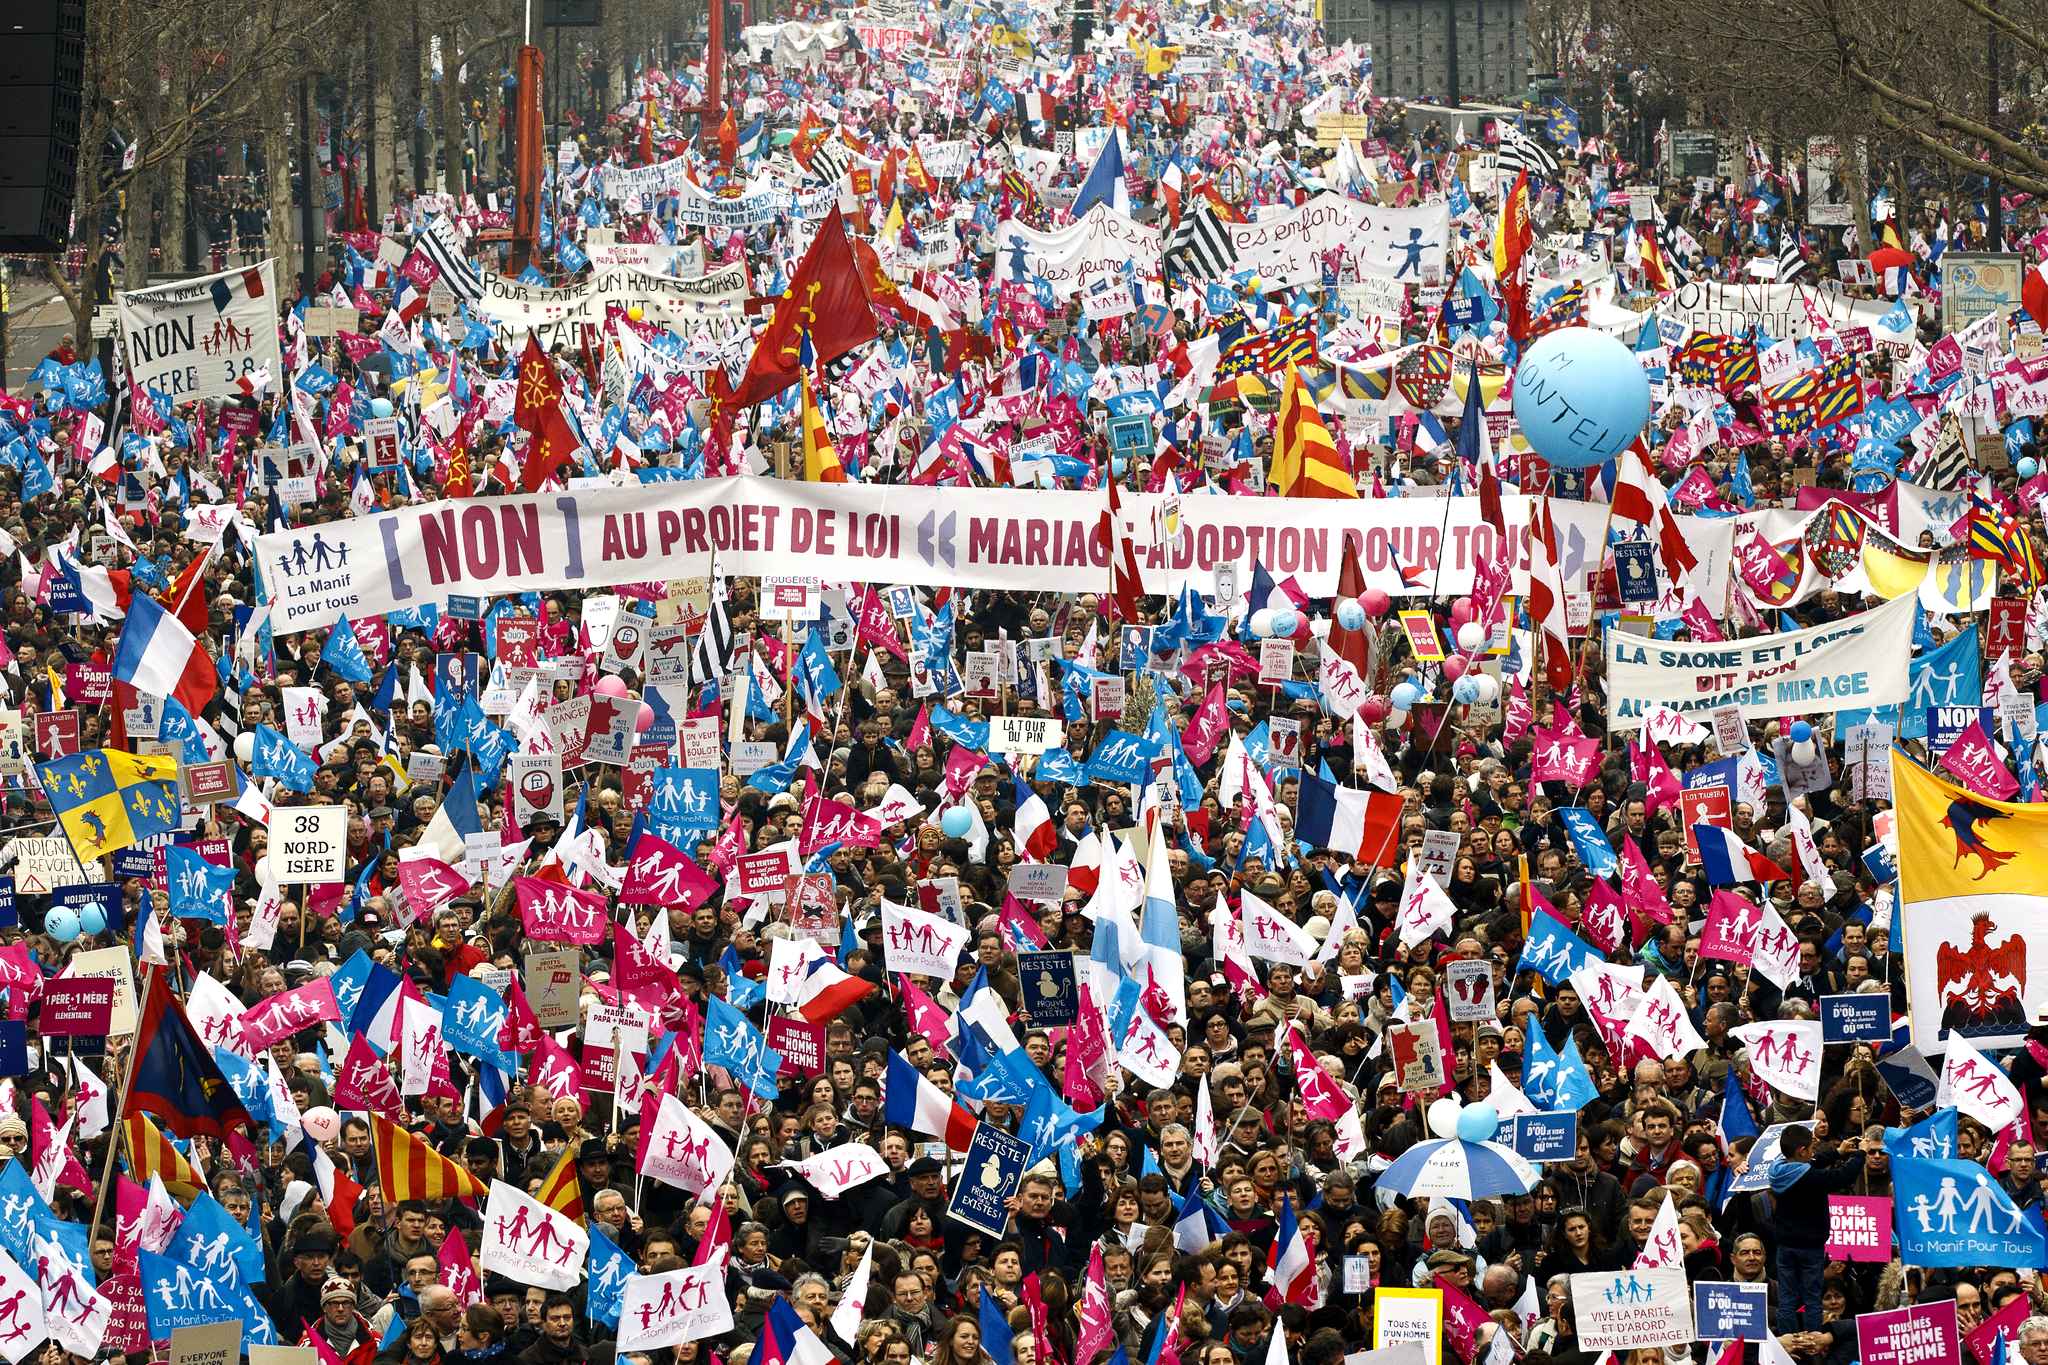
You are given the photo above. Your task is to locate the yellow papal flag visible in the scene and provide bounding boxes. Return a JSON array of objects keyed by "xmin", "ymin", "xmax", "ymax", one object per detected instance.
[
  {"xmin": 1272, "ymin": 365, "xmax": 1356, "ymax": 498},
  {"xmin": 801, "ymin": 375, "xmax": 847, "ymax": 483}
]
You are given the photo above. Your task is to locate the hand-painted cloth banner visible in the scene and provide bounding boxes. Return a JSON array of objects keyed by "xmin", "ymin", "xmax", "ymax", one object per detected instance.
[
  {"xmin": 117, "ymin": 260, "xmax": 285, "ymax": 405},
  {"xmin": 1604, "ymin": 594, "xmax": 1915, "ymax": 728}
]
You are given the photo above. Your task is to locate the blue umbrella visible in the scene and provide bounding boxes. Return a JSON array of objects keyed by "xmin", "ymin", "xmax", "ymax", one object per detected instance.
[{"xmin": 1375, "ymin": 1138, "xmax": 1539, "ymax": 1199}]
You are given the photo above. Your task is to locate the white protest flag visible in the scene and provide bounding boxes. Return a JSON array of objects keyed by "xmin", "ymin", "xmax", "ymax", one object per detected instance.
[
  {"xmin": 640, "ymin": 1091, "xmax": 736, "ymax": 1195},
  {"xmin": 615, "ymin": 1264, "xmax": 732, "ymax": 1349},
  {"xmin": 60, "ymin": 1055, "xmax": 109, "ymax": 1140},
  {"xmin": 186, "ymin": 972, "xmax": 251, "ymax": 1058},
  {"xmin": 399, "ymin": 995, "xmax": 448, "ymax": 1096},
  {"xmin": 1192, "ymin": 1076, "xmax": 1220, "ymax": 1167},
  {"xmin": 779, "ymin": 1144, "xmax": 891, "ymax": 1197},
  {"xmin": 1623, "ymin": 973, "xmax": 1707, "ymax": 1057},
  {"xmin": 830, "ymin": 1239, "xmax": 874, "ymax": 1345},
  {"xmin": 1748, "ymin": 899, "xmax": 1802, "ymax": 989},
  {"xmin": 1731, "ymin": 1019, "xmax": 1824, "ymax": 1102},
  {"xmin": 1317, "ymin": 640, "xmax": 1368, "ymax": 720},
  {"xmin": 870, "ymin": 784, "xmax": 924, "ymax": 826},
  {"xmin": 36, "ymin": 1234, "xmax": 108, "ymax": 1359},
  {"xmin": 1350, "ymin": 714, "xmax": 1398, "ymax": 792},
  {"xmin": 1632, "ymin": 1191, "xmax": 1683, "ymax": 1269},
  {"xmin": 880, "ymin": 900, "xmax": 973, "ymax": 978},
  {"xmin": 1394, "ymin": 864, "xmax": 1457, "ymax": 948},
  {"xmin": 0, "ymin": 1246, "xmax": 47, "ymax": 1363},
  {"xmin": 1939, "ymin": 1031, "xmax": 2027, "ymax": 1133},
  {"xmin": 479, "ymin": 1178, "xmax": 588, "ymax": 1290},
  {"xmin": 1486, "ymin": 1062, "xmax": 1536, "ymax": 1120},
  {"xmin": 1240, "ymin": 891, "xmax": 1316, "ymax": 968}
]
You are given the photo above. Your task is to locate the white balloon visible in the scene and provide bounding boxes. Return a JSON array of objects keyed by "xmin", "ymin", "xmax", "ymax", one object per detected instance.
[
  {"xmin": 1456, "ymin": 621, "xmax": 1487, "ymax": 652},
  {"xmin": 1386, "ymin": 707, "xmax": 1409, "ymax": 731},
  {"xmin": 1473, "ymin": 675, "xmax": 1501, "ymax": 705},
  {"xmin": 1249, "ymin": 608, "xmax": 1277, "ymax": 638},
  {"xmin": 233, "ymin": 731, "xmax": 255, "ymax": 765},
  {"xmin": 1427, "ymin": 1096, "xmax": 1463, "ymax": 1139},
  {"xmin": 301, "ymin": 1106, "xmax": 343, "ymax": 1143}
]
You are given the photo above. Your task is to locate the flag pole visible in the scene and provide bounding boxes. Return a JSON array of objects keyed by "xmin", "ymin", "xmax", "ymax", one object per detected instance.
[{"xmin": 87, "ymin": 958, "xmax": 159, "ymax": 1237}]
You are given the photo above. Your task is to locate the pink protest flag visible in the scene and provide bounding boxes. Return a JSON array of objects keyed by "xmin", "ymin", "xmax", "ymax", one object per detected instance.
[
  {"xmin": 1074, "ymin": 1245, "xmax": 1115, "ymax": 1365},
  {"xmin": 1181, "ymin": 681, "xmax": 1230, "ymax": 766},
  {"xmin": 1941, "ymin": 719, "xmax": 2020, "ymax": 800},
  {"xmin": 497, "ymin": 978, "xmax": 544, "ymax": 1054},
  {"xmin": 1618, "ymin": 836, "xmax": 1674, "ymax": 925},
  {"xmin": 30, "ymin": 1097, "xmax": 90, "ymax": 1199},
  {"xmin": 531, "ymin": 1032, "xmax": 583, "ymax": 1099},
  {"xmin": 440, "ymin": 1225, "xmax": 484, "ymax": 1306},
  {"xmin": 622, "ymin": 831, "xmax": 718, "ymax": 909},
  {"xmin": 898, "ymin": 974, "xmax": 956, "ymax": 1053},
  {"xmin": 611, "ymin": 923, "xmax": 678, "ymax": 1013},
  {"xmin": 333, "ymin": 1032, "xmax": 406, "ymax": 1119},
  {"xmin": 397, "ymin": 856, "xmax": 471, "ymax": 919}
]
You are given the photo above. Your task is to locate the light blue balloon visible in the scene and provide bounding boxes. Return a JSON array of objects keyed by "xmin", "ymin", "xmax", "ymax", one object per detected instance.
[
  {"xmin": 45, "ymin": 908, "xmax": 79, "ymax": 942},
  {"xmin": 1270, "ymin": 609, "xmax": 1299, "ymax": 638},
  {"xmin": 76, "ymin": 905, "xmax": 106, "ymax": 936},
  {"xmin": 2022, "ymin": 457, "xmax": 2040, "ymax": 479},
  {"xmin": 1336, "ymin": 601, "xmax": 1367, "ymax": 631},
  {"xmin": 1510, "ymin": 328, "xmax": 1651, "ymax": 469},
  {"xmin": 370, "ymin": 396, "xmax": 395, "ymax": 419},
  {"xmin": 1452, "ymin": 676, "xmax": 1481, "ymax": 704},
  {"xmin": 1389, "ymin": 681, "xmax": 1421, "ymax": 710},
  {"xmin": 940, "ymin": 807, "xmax": 973, "ymax": 838},
  {"xmin": 1455, "ymin": 1102, "xmax": 1500, "ymax": 1143}
]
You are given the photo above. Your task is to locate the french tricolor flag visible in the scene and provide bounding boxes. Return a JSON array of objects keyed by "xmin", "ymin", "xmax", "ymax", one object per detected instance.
[
  {"xmin": 1692, "ymin": 824, "xmax": 1792, "ymax": 886},
  {"xmin": 793, "ymin": 955, "xmax": 876, "ymax": 1026},
  {"xmin": 883, "ymin": 1049, "xmax": 977, "ymax": 1151},
  {"xmin": 757, "ymin": 1298, "xmax": 836, "ymax": 1365},
  {"xmin": 1266, "ymin": 1193, "xmax": 1318, "ymax": 1305},
  {"xmin": 1013, "ymin": 773, "xmax": 1058, "ymax": 862},
  {"xmin": 112, "ymin": 593, "xmax": 216, "ymax": 716}
]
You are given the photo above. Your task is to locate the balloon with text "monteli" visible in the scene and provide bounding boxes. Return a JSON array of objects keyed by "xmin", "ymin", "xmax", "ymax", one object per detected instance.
[{"xmin": 1510, "ymin": 327, "xmax": 1652, "ymax": 469}]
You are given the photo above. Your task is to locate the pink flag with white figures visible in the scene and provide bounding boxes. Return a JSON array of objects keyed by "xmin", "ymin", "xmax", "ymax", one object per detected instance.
[
  {"xmin": 531, "ymin": 1033, "xmax": 583, "ymax": 1100},
  {"xmin": 897, "ymin": 974, "xmax": 956, "ymax": 1053},
  {"xmin": 1075, "ymin": 1246, "xmax": 1115, "ymax": 1365},
  {"xmin": 1064, "ymin": 985, "xmax": 1112, "ymax": 1111},
  {"xmin": 398, "ymin": 856, "xmax": 472, "ymax": 919},
  {"xmin": 1733, "ymin": 531, "xmax": 1797, "ymax": 602},
  {"xmin": 1700, "ymin": 889, "xmax": 1763, "ymax": 966},
  {"xmin": 1434, "ymin": 1272, "xmax": 1493, "ymax": 1360},
  {"xmin": 497, "ymin": 979, "xmax": 543, "ymax": 1054},
  {"xmin": 239, "ymin": 979, "xmax": 342, "ymax": 1050},
  {"xmin": 611, "ymin": 925, "xmax": 678, "ymax": 1014},
  {"xmin": 29, "ymin": 1098, "xmax": 89, "ymax": 1200},
  {"xmin": 1680, "ymin": 596, "xmax": 1728, "ymax": 641},
  {"xmin": 440, "ymin": 1226, "xmax": 485, "ymax": 1307},
  {"xmin": 1502, "ymin": 679, "xmax": 1533, "ymax": 745},
  {"xmin": 1577, "ymin": 880, "xmax": 1630, "ymax": 955},
  {"xmin": 1528, "ymin": 726, "xmax": 1599, "ymax": 785},
  {"xmin": 333, "ymin": 1032, "xmax": 406, "ymax": 1119},
  {"xmin": 1283, "ymin": 1024, "xmax": 1351, "ymax": 1122},
  {"xmin": 1618, "ymin": 836, "xmax": 1673, "ymax": 925},
  {"xmin": 1181, "ymin": 681, "xmax": 1230, "ymax": 766},
  {"xmin": 1941, "ymin": 719, "xmax": 2020, "ymax": 799}
]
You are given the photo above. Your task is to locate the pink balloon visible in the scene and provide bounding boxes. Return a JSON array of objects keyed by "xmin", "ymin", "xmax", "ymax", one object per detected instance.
[
  {"xmin": 1443, "ymin": 656, "xmax": 1468, "ymax": 680},
  {"xmin": 1360, "ymin": 588, "xmax": 1391, "ymax": 618},
  {"xmin": 594, "ymin": 675, "xmax": 629, "ymax": 699},
  {"xmin": 1361, "ymin": 696, "xmax": 1391, "ymax": 724},
  {"xmin": 1449, "ymin": 596, "xmax": 1475, "ymax": 625},
  {"xmin": 1290, "ymin": 612, "xmax": 1313, "ymax": 642},
  {"xmin": 635, "ymin": 702, "xmax": 656, "ymax": 733}
]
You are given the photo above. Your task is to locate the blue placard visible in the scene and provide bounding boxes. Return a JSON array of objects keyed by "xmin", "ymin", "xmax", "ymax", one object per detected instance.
[
  {"xmin": 1512, "ymin": 1112, "xmax": 1578, "ymax": 1162},
  {"xmin": 947, "ymin": 1123, "xmax": 1032, "ymax": 1239},
  {"xmin": 1694, "ymin": 1281, "xmax": 1769, "ymax": 1341},
  {"xmin": 1613, "ymin": 540, "xmax": 1658, "ymax": 603},
  {"xmin": 0, "ymin": 1022, "xmax": 25, "ymax": 1076},
  {"xmin": 1861, "ymin": 840, "xmax": 1898, "ymax": 887},
  {"xmin": 111, "ymin": 847, "xmax": 155, "ymax": 881},
  {"xmin": 1016, "ymin": 952, "xmax": 1078, "ymax": 1027},
  {"xmin": 0, "ymin": 877, "xmax": 15, "ymax": 930},
  {"xmin": 446, "ymin": 594, "xmax": 483, "ymax": 621},
  {"xmin": 1820, "ymin": 993, "xmax": 1893, "ymax": 1043},
  {"xmin": 1927, "ymin": 704, "xmax": 1996, "ymax": 754}
]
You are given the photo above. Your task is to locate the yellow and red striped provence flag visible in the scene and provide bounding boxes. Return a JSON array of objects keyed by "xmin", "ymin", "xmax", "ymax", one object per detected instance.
[{"xmin": 370, "ymin": 1113, "xmax": 488, "ymax": 1204}]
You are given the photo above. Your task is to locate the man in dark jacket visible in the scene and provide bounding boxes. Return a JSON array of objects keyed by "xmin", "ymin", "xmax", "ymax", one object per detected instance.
[
  {"xmin": 517, "ymin": 1294, "xmax": 588, "ymax": 1365},
  {"xmin": 261, "ymin": 1227, "xmax": 338, "ymax": 1344},
  {"xmin": 1763, "ymin": 1125, "xmax": 1869, "ymax": 1334}
]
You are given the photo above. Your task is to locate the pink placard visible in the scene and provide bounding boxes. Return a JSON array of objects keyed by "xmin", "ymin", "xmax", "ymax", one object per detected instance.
[{"xmin": 1827, "ymin": 1194, "xmax": 1894, "ymax": 1261}]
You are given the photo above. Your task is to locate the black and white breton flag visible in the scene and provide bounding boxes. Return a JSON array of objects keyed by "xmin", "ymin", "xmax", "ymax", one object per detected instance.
[
  {"xmin": 1166, "ymin": 203, "xmax": 1239, "ymax": 281},
  {"xmin": 417, "ymin": 215, "xmax": 483, "ymax": 302},
  {"xmin": 1496, "ymin": 123, "xmax": 1561, "ymax": 180},
  {"xmin": 1778, "ymin": 232, "xmax": 1808, "ymax": 282},
  {"xmin": 694, "ymin": 596, "xmax": 735, "ymax": 689},
  {"xmin": 809, "ymin": 139, "xmax": 851, "ymax": 187}
]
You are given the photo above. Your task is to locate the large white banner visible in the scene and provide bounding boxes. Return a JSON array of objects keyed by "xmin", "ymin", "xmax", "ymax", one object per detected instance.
[
  {"xmin": 994, "ymin": 205, "xmax": 1162, "ymax": 298},
  {"xmin": 1604, "ymin": 594, "xmax": 1916, "ymax": 728},
  {"xmin": 1229, "ymin": 194, "xmax": 1449, "ymax": 288},
  {"xmin": 255, "ymin": 478, "xmax": 1630, "ymax": 635},
  {"xmin": 476, "ymin": 265, "xmax": 750, "ymax": 347},
  {"xmin": 117, "ymin": 260, "xmax": 283, "ymax": 404},
  {"xmin": 881, "ymin": 900, "xmax": 972, "ymax": 977},
  {"xmin": 1664, "ymin": 281, "xmax": 1896, "ymax": 341}
]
